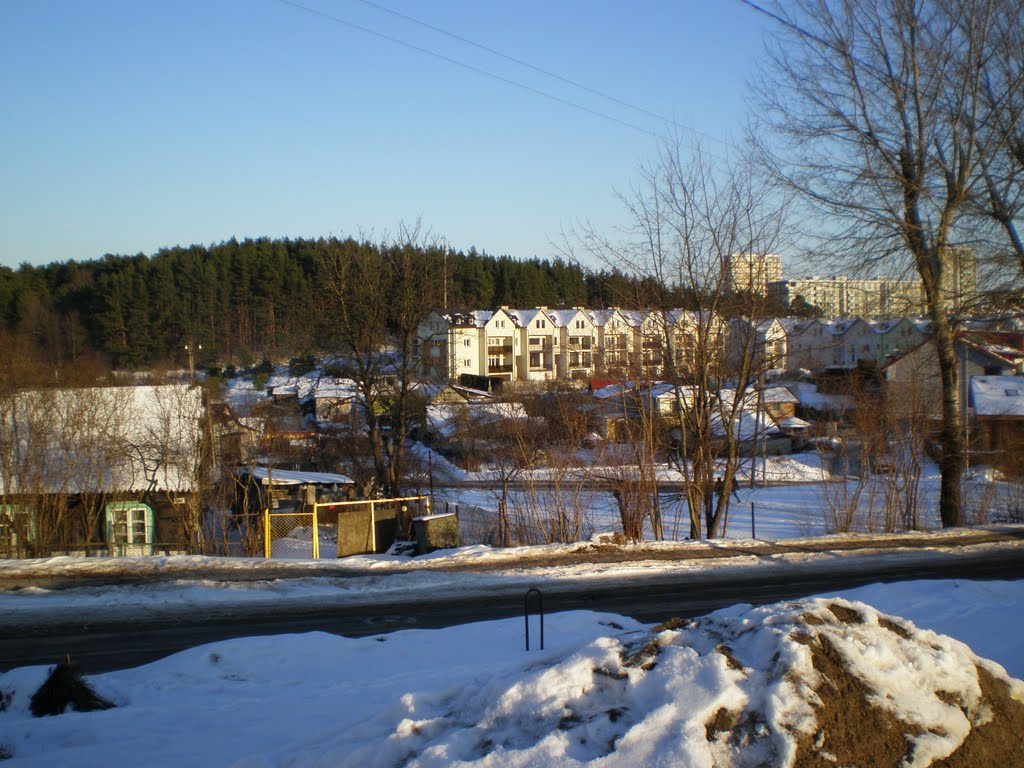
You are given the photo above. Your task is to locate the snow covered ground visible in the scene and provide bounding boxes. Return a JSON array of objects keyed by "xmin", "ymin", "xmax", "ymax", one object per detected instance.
[
  {"xmin": 1, "ymin": 579, "xmax": 1022, "ymax": 767},
  {"xmin": 3, "ymin": 438, "xmax": 1024, "ymax": 765}
]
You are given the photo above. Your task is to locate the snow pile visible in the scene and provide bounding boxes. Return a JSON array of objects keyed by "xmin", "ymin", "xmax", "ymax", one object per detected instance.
[{"xmin": 2, "ymin": 599, "xmax": 1022, "ymax": 767}]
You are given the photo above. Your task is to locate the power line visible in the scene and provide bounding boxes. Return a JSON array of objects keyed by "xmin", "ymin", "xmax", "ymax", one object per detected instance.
[
  {"xmin": 277, "ymin": 0, "xmax": 660, "ymax": 137},
  {"xmin": 353, "ymin": 0, "xmax": 691, "ymax": 133},
  {"xmin": 278, "ymin": 0, "xmax": 745, "ymax": 145}
]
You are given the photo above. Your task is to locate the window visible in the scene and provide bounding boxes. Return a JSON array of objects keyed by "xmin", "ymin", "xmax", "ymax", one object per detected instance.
[
  {"xmin": 463, "ymin": 358, "xmax": 472, "ymax": 368},
  {"xmin": 464, "ymin": 338, "xmax": 471, "ymax": 347},
  {"xmin": 107, "ymin": 503, "xmax": 153, "ymax": 545}
]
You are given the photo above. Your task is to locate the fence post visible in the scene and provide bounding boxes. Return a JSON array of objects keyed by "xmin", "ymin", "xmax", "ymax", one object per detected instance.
[
  {"xmin": 263, "ymin": 508, "xmax": 271, "ymax": 559},
  {"xmin": 524, "ymin": 588, "xmax": 544, "ymax": 651},
  {"xmin": 370, "ymin": 501, "xmax": 377, "ymax": 553},
  {"xmin": 751, "ymin": 501, "xmax": 756, "ymax": 540},
  {"xmin": 312, "ymin": 504, "xmax": 320, "ymax": 559}
]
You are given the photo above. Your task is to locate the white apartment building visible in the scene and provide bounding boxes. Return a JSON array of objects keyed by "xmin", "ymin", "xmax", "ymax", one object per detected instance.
[
  {"xmin": 590, "ymin": 309, "xmax": 634, "ymax": 376},
  {"xmin": 769, "ymin": 275, "xmax": 924, "ymax": 318},
  {"xmin": 725, "ymin": 253, "xmax": 783, "ymax": 295},
  {"xmin": 727, "ymin": 318, "xmax": 789, "ymax": 371},
  {"xmin": 509, "ymin": 308, "xmax": 557, "ymax": 382},
  {"xmin": 547, "ymin": 308, "xmax": 597, "ymax": 380}
]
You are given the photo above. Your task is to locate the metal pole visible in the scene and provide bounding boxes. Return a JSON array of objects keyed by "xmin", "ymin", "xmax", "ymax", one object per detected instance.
[
  {"xmin": 751, "ymin": 501, "xmax": 756, "ymax": 539},
  {"xmin": 524, "ymin": 588, "xmax": 544, "ymax": 651}
]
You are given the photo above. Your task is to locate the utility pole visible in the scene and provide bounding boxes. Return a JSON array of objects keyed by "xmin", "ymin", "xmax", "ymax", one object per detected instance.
[{"xmin": 185, "ymin": 342, "xmax": 201, "ymax": 384}]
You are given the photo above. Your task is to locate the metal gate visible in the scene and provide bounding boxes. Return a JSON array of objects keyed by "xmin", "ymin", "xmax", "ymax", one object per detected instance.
[{"xmin": 263, "ymin": 510, "xmax": 319, "ymax": 559}]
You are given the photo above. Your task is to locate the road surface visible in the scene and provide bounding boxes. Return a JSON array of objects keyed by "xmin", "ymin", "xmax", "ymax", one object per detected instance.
[{"xmin": 2, "ymin": 540, "xmax": 1022, "ymax": 674}]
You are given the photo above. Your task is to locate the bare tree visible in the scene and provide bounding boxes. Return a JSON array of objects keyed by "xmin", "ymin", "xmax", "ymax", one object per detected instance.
[
  {"xmin": 316, "ymin": 226, "xmax": 443, "ymax": 498},
  {"xmin": 572, "ymin": 140, "xmax": 787, "ymax": 538},
  {"xmin": 748, "ymin": 0, "xmax": 1024, "ymax": 526}
]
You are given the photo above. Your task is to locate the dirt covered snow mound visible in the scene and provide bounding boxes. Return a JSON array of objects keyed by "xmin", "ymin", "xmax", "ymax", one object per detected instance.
[{"xmin": 323, "ymin": 598, "xmax": 1024, "ymax": 768}]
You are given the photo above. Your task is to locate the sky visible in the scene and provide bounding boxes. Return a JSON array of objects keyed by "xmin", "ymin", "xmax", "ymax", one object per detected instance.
[{"xmin": 0, "ymin": 0, "xmax": 770, "ymax": 271}]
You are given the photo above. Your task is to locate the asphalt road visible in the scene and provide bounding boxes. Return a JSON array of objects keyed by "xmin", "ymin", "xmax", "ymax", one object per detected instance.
[{"xmin": 3, "ymin": 545, "xmax": 1023, "ymax": 675}]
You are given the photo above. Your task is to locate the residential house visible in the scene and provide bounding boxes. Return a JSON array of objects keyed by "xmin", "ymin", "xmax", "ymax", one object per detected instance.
[
  {"xmin": 590, "ymin": 309, "xmax": 634, "ymax": 377},
  {"xmin": 547, "ymin": 308, "xmax": 597, "ymax": 381},
  {"xmin": 969, "ymin": 376, "xmax": 1024, "ymax": 464},
  {"xmin": 782, "ymin": 318, "xmax": 829, "ymax": 371},
  {"xmin": 883, "ymin": 335, "xmax": 1020, "ymax": 421},
  {"xmin": 0, "ymin": 384, "xmax": 205, "ymax": 557},
  {"xmin": 482, "ymin": 308, "xmax": 519, "ymax": 382},
  {"xmin": 297, "ymin": 376, "xmax": 362, "ymax": 428},
  {"xmin": 417, "ymin": 309, "xmax": 491, "ymax": 383},
  {"xmin": 509, "ymin": 307, "xmax": 557, "ymax": 382},
  {"xmin": 727, "ymin": 318, "xmax": 789, "ymax": 372},
  {"xmin": 871, "ymin": 318, "xmax": 928, "ymax": 367},
  {"xmin": 784, "ymin": 318, "xmax": 876, "ymax": 371},
  {"xmin": 829, "ymin": 318, "xmax": 877, "ymax": 369}
]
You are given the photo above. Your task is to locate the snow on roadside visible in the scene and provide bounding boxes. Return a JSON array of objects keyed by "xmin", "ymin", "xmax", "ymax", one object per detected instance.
[{"xmin": 2, "ymin": 590, "xmax": 1023, "ymax": 768}]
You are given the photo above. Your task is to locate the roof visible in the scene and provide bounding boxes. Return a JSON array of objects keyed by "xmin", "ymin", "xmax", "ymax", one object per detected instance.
[
  {"xmin": 247, "ymin": 467, "xmax": 354, "ymax": 485},
  {"xmin": 761, "ymin": 386, "xmax": 800, "ymax": 404},
  {"xmin": 971, "ymin": 376, "xmax": 1024, "ymax": 417},
  {"xmin": 426, "ymin": 401, "xmax": 531, "ymax": 438},
  {"xmin": 296, "ymin": 376, "xmax": 359, "ymax": 403},
  {"xmin": 544, "ymin": 308, "xmax": 587, "ymax": 327},
  {"xmin": 1, "ymin": 384, "xmax": 204, "ymax": 495},
  {"xmin": 775, "ymin": 415, "xmax": 811, "ymax": 430}
]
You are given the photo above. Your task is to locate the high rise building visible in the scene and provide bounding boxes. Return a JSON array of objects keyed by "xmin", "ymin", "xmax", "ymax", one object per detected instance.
[{"xmin": 724, "ymin": 253, "xmax": 783, "ymax": 295}]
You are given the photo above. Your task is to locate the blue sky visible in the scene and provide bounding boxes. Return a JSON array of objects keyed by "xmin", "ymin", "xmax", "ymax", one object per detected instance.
[{"xmin": 1, "ymin": 1, "xmax": 770, "ymax": 270}]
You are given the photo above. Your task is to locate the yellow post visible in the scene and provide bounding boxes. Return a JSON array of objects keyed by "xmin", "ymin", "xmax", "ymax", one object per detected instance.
[
  {"xmin": 370, "ymin": 501, "xmax": 376, "ymax": 553},
  {"xmin": 312, "ymin": 504, "xmax": 320, "ymax": 559},
  {"xmin": 263, "ymin": 508, "xmax": 270, "ymax": 559}
]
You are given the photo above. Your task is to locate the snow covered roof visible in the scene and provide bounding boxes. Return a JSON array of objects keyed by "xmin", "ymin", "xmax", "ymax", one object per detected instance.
[
  {"xmin": 1, "ymin": 384, "xmax": 204, "ymax": 494},
  {"xmin": 788, "ymin": 381, "xmax": 855, "ymax": 412},
  {"xmin": 246, "ymin": 467, "xmax": 354, "ymax": 486},
  {"xmin": 775, "ymin": 415, "xmax": 811, "ymax": 430},
  {"xmin": 295, "ymin": 377, "xmax": 359, "ymax": 403},
  {"xmin": 544, "ymin": 308, "xmax": 586, "ymax": 327},
  {"xmin": 761, "ymin": 386, "xmax": 800, "ymax": 404},
  {"xmin": 426, "ymin": 401, "xmax": 531, "ymax": 438},
  {"xmin": 970, "ymin": 376, "xmax": 1024, "ymax": 417}
]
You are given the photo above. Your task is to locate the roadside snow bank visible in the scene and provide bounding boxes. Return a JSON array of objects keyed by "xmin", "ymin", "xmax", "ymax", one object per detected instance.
[{"xmin": 5, "ymin": 600, "xmax": 1021, "ymax": 767}]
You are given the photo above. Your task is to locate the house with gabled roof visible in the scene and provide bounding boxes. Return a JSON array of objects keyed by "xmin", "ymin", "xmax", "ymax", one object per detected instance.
[
  {"xmin": 883, "ymin": 334, "xmax": 1020, "ymax": 421},
  {"xmin": 546, "ymin": 307, "xmax": 597, "ymax": 381},
  {"xmin": 417, "ymin": 309, "xmax": 492, "ymax": 383},
  {"xmin": 589, "ymin": 309, "xmax": 634, "ymax": 377},
  {"xmin": 870, "ymin": 318, "xmax": 928, "ymax": 367},
  {"xmin": 727, "ymin": 318, "xmax": 789, "ymax": 372},
  {"xmin": 969, "ymin": 375, "xmax": 1024, "ymax": 460},
  {"xmin": 0, "ymin": 384, "xmax": 205, "ymax": 557},
  {"xmin": 509, "ymin": 307, "xmax": 556, "ymax": 382}
]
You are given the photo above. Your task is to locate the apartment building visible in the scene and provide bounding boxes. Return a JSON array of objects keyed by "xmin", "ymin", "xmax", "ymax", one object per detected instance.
[
  {"xmin": 419, "ymin": 307, "xmax": 729, "ymax": 384},
  {"xmin": 724, "ymin": 253, "xmax": 783, "ymax": 295},
  {"xmin": 546, "ymin": 308, "xmax": 597, "ymax": 380},
  {"xmin": 769, "ymin": 275, "xmax": 924, "ymax": 318}
]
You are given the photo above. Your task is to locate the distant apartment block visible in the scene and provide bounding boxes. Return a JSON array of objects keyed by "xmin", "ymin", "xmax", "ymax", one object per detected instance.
[
  {"xmin": 768, "ymin": 249, "xmax": 977, "ymax": 318},
  {"xmin": 769, "ymin": 275, "xmax": 923, "ymax": 318},
  {"xmin": 724, "ymin": 253, "xmax": 783, "ymax": 295}
]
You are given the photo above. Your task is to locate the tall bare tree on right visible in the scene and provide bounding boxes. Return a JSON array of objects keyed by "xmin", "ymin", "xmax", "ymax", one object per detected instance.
[{"xmin": 749, "ymin": 0, "xmax": 1024, "ymax": 527}]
